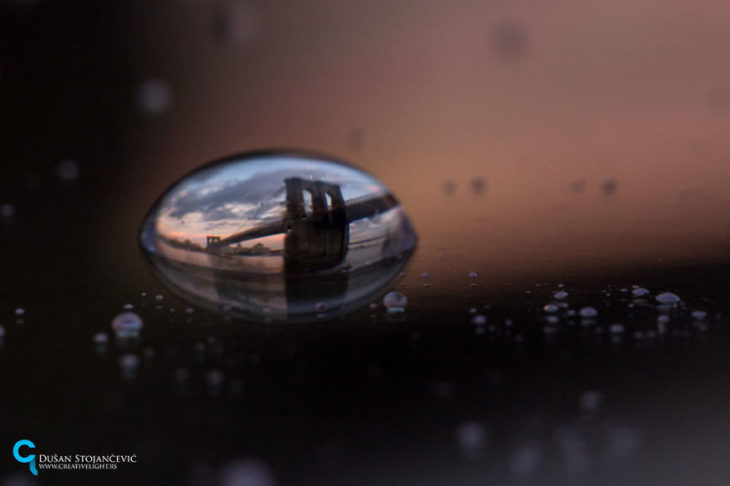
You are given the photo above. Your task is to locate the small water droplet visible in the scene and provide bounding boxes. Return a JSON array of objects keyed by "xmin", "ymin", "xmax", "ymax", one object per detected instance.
[
  {"xmin": 579, "ymin": 307, "xmax": 598, "ymax": 318},
  {"xmin": 1, "ymin": 203, "xmax": 16, "ymax": 220},
  {"xmin": 631, "ymin": 288, "xmax": 649, "ymax": 297},
  {"xmin": 468, "ymin": 271, "xmax": 478, "ymax": 278},
  {"xmin": 655, "ymin": 292, "xmax": 680, "ymax": 304},
  {"xmin": 609, "ymin": 323, "xmax": 624, "ymax": 334},
  {"xmin": 455, "ymin": 421, "xmax": 488, "ymax": 458},
  {"xmin": 543, "ymin": 303, "xmax": 559, "ymax": 313},
  {"xmin": 470, "ymin": 177, "xmax": 487, "ymax": 193},
  {"xmin": 472, "ymin": 314, "xmax": 487, "ymax": 325},
  {"xmin": 383, "ymin": 291, "xmax": 407, "ymax": 313},
  {"xmin": 92, "ymin": 332, "xmax": 108, "ymax": 344},
  {"xmin": 57, "ymin": 159, "xmax": 80, "ymax": 181},
  {"xmin": 569, "ymin": 178, "xmax": 587, "ymax": 193},
  {"xmin": 441, "ymin": 180, "xmax": 457, "ymax": 195},
  {"xmin": 111, "ymin": 312, "xmax": 143, "ymax": 338},
  {"xmin": 554, "ymin": 291, "xmax": 569, "ymax": 300},
  {"xmin": 137, "ymin": 79, "xmax": 172, "ymax": 113},
  {"xmin": 600, "ymin": 179, "xmax": 618, "ymax": 195},
  {"xmin": 691, "ymin": 310, "xmax": 707, "ymax": 320},
  {"xmin": 219, "ymin": 459, "xmax": 276, "ymax": 486},
  {"xmin": 14, "ymin": 308, "xmax": 24, "ymax": 316},
  {"xmin": 579, "ymin": 390, "xmax": 603, "ymax": 412},
  {"xmin": 119, "ymin": 354, "xmax": 139, "ymax": 378}
]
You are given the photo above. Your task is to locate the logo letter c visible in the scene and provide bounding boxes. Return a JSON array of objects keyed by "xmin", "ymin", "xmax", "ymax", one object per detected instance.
[{"xmin": 12, "ymin": 440, "xmax": 37, "ymax": 476}]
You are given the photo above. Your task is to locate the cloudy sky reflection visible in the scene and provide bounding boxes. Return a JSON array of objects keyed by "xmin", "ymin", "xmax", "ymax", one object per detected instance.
[{"xmin": 156, "ymin": 155, "xmax": 387, "ymax": 245}]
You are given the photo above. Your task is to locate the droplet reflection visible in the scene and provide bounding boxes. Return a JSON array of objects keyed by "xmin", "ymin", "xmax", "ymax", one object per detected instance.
[{"xmin": 139, "ymin": 151, "xmax": 417, "ymax": 323}]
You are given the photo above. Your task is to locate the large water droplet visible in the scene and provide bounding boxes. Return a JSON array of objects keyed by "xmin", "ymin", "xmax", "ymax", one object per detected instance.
[{"xmin": 139, "ymin": 151, "xmax": 417, "ymax": 323}]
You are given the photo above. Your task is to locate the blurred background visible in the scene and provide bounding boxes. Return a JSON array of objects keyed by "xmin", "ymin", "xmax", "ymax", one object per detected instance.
[{"xmin": 2, "ymin": 0, "xmax": 730, "ymax": 484}]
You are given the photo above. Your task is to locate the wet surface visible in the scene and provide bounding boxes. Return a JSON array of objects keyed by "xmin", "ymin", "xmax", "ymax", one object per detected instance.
[{"xmin": 3, "ymin": 1, "xmax": 730, "ymax": 485}]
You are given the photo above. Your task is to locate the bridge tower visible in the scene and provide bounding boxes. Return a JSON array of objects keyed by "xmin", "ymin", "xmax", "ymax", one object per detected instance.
[{"xmin": 283, "ymin": 177, "xmax": 349, "ymax": 272}]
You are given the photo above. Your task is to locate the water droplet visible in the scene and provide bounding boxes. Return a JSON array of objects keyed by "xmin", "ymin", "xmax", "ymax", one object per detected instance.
[
  {"xmin": 14, "ymin": 308, "xmax": 24, "ymax": 316},
  {"xmin": 509, "ymin": 442, "xmax": 543, "ymax": 476},
  {"xmin": 691, "ymin": 310, "xmax": 707, "ymax": 320},
  {"xmin": 0, "ymin": 325, "xmax": 5, "ymax": 339},
  {"xmin": 118, "ymin": 354, "xmax": 139, "ymax": 377},
  {"xmin": 206, "ymin": 369, "xmax": 225, "ymax": 394},
  {"xmin": 92, "ymin": 332, "xmax": 108, "ymax": 344},
  {"xmin": 655, "ymin": 292, "xmax": 680, "ymax": 304},
  {"xmin": 569, "ymin": 178, "xmax": 586, "ymax": 193},
  {"xmin": 111, "ymin": 312, "xmax": 143, "ymax": 338},
  {"xmin": 441, "ymin": 180, "xmax": 457, "ymax": 195},
  {"xmin": 137, "ymin": 79, "xmax": 172, "ymax": 113},
  {"xmin": 470, "ymin": 177, "xmax": 487, "ymax": 193},
  {"xmin": 383, "ymin": 291, "xmax": 407, "ymax": 313},
  {"xmin": 631, "ymin": 288, "xmax": 649, "ymax": 297},
  {"xmin": 174, "ymin": 367, "xmax": 189, "ymax": 382},
  {"xmin": 609, "ymin": 323, "xmax": 624, "ymax": 334},
  {"xmin": 1, "ymin": 203, "xmax": 16, "ymax": 220},
  {"xmin": 554, "ymin": 291, "xmax": 569, "ymax": 300},
  {"xmin": 455, "ymin": 421, "xmax": 488, "ymax": 458},
  {"xmin": 212, "ymin": 2, "xmax": 262, "ymax": 46},
  {"xmin": 492, "ymin": 19, "xmax": 529, "ymax": 62},
  {"xmin": 219, "ymin": 459, "xmax": 276, "ymax": 486},
  {"xmin": 579, "ymin": 307, "xmax": 598, "ymax": 318},
  {"xmin": 600, "ymin": 179, "xmax": 618, "ymax": 195},
  {"xmin": 579, "ymin": 390, "xmax": 603, "ymax": 412},
  {"xmin": 468, "ymin": 271, "xmax": 478, "ymax": 278},
  {"xmin": 57, "ymin": 159, "xmax": 80, "ymax": 181},
  {"xmin": 122, "ymin": 303, "xmax": 134, "ymax": 310},
  {"xmin": 140, "ymin": 151, "xmax": 417, "ymax": 323},
  {"xmin": 543, "ymin": 303, "xmax": 559, "ymax": 313},
  {"xmin": 472, "ymin": 314, "xmax": 487, "ymax": 325}
]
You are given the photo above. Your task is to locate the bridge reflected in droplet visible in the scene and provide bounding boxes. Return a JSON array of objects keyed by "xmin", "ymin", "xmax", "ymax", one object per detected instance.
[{"xmin": 139, "ymin": 150, "xmax": 417, "ymax": 323}]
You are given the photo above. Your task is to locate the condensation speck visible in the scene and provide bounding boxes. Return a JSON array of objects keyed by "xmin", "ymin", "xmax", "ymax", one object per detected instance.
[
  {"xmin": 441, "ymin": 180, "xmax": 457, "ymax": 195},
  {"xmin": 554, "ymin": 291, "xmax": 569, "ymax": 300},
  {"xmin": 543, "ymin": 303, "xmax": 559, "ymax": 313},
  {"xmin": 455, "ymin": 421, "xmax": 488, "ymax": 457},
  {"xmin": 468, "ymin": 271, "xmax": 478, "ymax": 278},
  {"xmin": 92, "ymin": 332, "xmax": 108, "ymax": 344},
  {"xmin": 655, "ymin": 292, "xmax": 680, "ymax": 304},
  {"xmin": 57, "ymin": 160, "xmax": 80, "ymax": 181},
  {"xmin": 631, "ymin": 288, "xmax": 649, "ymax": 297},
  {"xmin": 137, "ymin": 79, "xmax": 172, "ymax": 113},
  {"xmin": 470, "ymin": 177, "xmax": 487, "ymax": 193},
  {"xmin": 472, "ymin": 314, "xmax": 487, "ymax": 326},
  {"xmin": 609, "ymin": 323, "xmax": 624, "ymax": 334},
  {"xmin": 579, "ymin": 307, "xmax": 598, "ymax": 318},
  {"xmin": 1, "ymin": 203, "xmax": 16, "ymax": 219},
  {"xmin": 14, "ymin": 308, "xmax": 24, "ymax": 316},
  {"xmin": 691, "ymin": 310, "xmax": 707, "ymax": 320},
  {"xmin": 219, "ymin": 459, "xmax": 276, "ymax": 486},
  {"xmin": 111, "ymin": 312, "xmax": 143, "ymax": 337},
  {"xmin": 600, "ymin": 179, "xmax": 618, "ymax": 195},
  {"xmin": 119, "ymin": 354, "xmax": 139, "ymax": 371},
  {"xmin": 383, "ymin": 291, "xmax": 407, "ymax": 312},
  {"xmin": 579, "ymin": 390, "xmax": 603, "ymax": 412}
]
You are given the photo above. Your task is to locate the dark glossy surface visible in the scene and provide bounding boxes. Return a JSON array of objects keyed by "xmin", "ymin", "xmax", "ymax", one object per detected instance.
[{"xmin": 3, "ymin": 2, "xmax": 730, "ymax": 485}]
